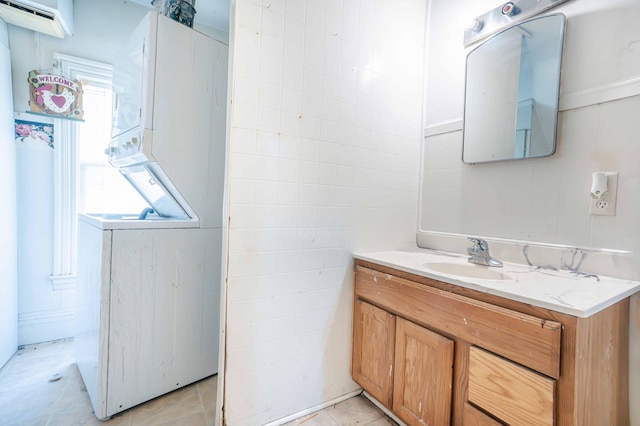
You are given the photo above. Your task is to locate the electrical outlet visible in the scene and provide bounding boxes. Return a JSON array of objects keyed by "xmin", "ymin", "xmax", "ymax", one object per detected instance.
[{"xmin": 589, "ymin": 172, "xmax": 618, "ymax": 216}]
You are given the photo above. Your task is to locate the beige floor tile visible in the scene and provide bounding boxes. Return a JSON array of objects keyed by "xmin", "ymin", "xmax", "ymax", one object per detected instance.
[
  {"xmin": 0, "ymin": 378, "xmax": 66, "ymax": 422},
  {"xmin": 197, "ymin": 375, "xmax": 218, "ymax": 424},
  {"xmin": 103, "ymin": 411, "xmax": 132, "ymax": 425},
  {"xmin": 3, "ymin": 415, "xmax": 52, "ymax": 426},
  {"xmin": 128, "ymin": 381, "xmax": 204, "ymax": 425},
  {"xmin": 325, "ymin": 396, "xmax": 385, "ymax": 426},
  {"xmin": 0, "ymin": 347, "xmax": 73, "ymax": 392},
  {"xmin": 57, "ymin": 364, "xmax": 94, "ymax": 410},
  {"xmin": 156, "ymin": 411, "xmax": 209, "ymax": 426},
  {"xmin": 46, "ymin": 403, "xmax": 107, "ymax": 426},
  {"xmin": 362, "ymin": 418, "xmax": 398, "ymax": 426},
  {"xmin": 284, "ymin": 410, "xmax": 338, "ymax": 426}
]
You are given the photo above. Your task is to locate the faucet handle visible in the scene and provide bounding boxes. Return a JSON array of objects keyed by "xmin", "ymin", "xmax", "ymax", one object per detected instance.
[
  {"xmin": 467, "ymin": 237, "xmax": 488, "ymax": 252},
  {"xmin": 467, "ymin": 237, "xmax": 502, "ymax": 267}
]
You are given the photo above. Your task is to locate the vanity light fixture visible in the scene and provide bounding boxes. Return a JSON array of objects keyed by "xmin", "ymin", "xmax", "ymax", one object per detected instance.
[{"xmin": 463, "ymin": 0, "xmax": 571, "ymax": 46}]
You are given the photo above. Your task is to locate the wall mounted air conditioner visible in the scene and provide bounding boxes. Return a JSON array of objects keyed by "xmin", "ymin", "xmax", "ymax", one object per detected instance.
[{"xmin": 0, "ymin": 0, "xmax": 73, "ymax": 38}]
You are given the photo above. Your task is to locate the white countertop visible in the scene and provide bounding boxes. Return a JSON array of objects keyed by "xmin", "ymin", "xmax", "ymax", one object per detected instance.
[{"xmin": 354, "ymin": 248, "xmax": 640, "ymax": 318}]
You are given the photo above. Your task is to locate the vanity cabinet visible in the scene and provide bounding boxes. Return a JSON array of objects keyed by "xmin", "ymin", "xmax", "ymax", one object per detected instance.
[
  {"xmin": 352, "ymin": 260, "xmax": 630, "ymax": 426},
  {"xmin": 352, "ymin": 299, "xmax": 454, "ymax": 425}
]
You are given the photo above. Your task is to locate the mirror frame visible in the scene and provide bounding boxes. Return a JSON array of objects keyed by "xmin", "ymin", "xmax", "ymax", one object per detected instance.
[{"xmin": 461, "ymin": 13, "xmax": 566, "ymax": 164}]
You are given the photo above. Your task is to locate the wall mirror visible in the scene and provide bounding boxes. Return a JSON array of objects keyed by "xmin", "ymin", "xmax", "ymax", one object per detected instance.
[{"xmin": 462, "ymin": 14, "xmax": 566, "ymax": 164}]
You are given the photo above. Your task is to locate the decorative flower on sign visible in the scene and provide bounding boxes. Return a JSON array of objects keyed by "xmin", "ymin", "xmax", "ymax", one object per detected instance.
[{"xmin": 15, "ymin": 123, "xmax": 33, "ymax": 137}]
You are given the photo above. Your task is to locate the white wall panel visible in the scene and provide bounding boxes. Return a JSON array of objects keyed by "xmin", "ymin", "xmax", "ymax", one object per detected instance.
[
  {"xmin": 224, "ymin": 0, "xmax": 427, "ymax": 423},
  {"xmin": 8, "ymin": 0, "xmax": 150, "ymax": 345},
  {"xmin": 0, "ymin": 36, "xmax": 18, "ymax": 368}
]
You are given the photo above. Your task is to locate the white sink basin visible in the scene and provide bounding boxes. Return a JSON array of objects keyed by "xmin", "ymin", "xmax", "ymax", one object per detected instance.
[{"xmin": 422, "ymin": 262, "xmax": 513, "ymax": 281}]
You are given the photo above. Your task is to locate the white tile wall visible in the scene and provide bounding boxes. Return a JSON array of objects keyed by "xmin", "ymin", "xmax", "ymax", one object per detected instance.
[
  {"xmin": 421, "ymin": 90, "xmax": 640, "ymax": 274},
  {"xmin": 421, "ymin": 0, "xmax": 640, "ymax": 268},
  {"xmin": 225, "ymin": 0, "xmax": 426, "ymax": 424}
]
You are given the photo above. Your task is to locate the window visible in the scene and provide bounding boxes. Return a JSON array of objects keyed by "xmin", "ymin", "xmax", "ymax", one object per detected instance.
[
  {"xmin": 76, "ymin": 82, "xmax": 147, "ymax": 214},
  {"xmin": 49, "ymin": 54, "xmax": 148, "ymax": 289}
]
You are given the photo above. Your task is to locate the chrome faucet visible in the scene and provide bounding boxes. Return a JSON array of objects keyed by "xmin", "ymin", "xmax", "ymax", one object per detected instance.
[{"xmin": 467, "ymin": 237, "xmax": 503, "ymax": 267}]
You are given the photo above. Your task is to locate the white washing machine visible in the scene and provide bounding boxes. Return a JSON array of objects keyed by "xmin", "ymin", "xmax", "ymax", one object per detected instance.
[
  {"xmin": 75, "ymin": 215, "xmax": 221, "ymax": 419},
  {"xmin": 74, "ymin": 11, "xmax": 228, "ymax": 420}
]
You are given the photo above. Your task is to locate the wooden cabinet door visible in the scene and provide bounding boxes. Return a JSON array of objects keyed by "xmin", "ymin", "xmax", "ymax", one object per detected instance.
[
  {"xmin": 393, "ymin": 317, "xmax": 454, "ymax": 426},
  {"xmin": 352, "ymin": 299, "xmax": 396, "ymax": 407}
]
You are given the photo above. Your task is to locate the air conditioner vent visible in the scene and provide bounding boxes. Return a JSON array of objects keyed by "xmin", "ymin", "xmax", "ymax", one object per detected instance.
[
  {"xmin": 0, "ymin": 0, "xmax": 72, "ymax": 39},
  {"xmin": 0, "ymin": 0, "xmax": 54, "ymax": 20}
]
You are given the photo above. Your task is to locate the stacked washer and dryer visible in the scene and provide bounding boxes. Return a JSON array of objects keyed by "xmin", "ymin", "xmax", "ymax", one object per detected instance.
[{"xmin": 74, "ymin": 12, "xmax": 227, "ymax": 420}]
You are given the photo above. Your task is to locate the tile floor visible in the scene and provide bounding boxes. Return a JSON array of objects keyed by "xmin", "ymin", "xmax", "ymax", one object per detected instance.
[
  {"xmin": 0, "ymin": 339, "xmax": 395, "ymax": 426},
  {"xmin": 282, "ymin": 398, "xmax": 398, "ymax": 426}
]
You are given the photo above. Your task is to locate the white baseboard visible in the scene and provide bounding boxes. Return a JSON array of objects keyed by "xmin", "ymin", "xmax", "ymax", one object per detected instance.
[
  {"xmin": 18, "ymin": 308, "xmax": 74, "ymax": 346},
  {"xmin": 362, "ymin": 391, "xmax": 407, "ymax": 426},
  {"xmin": 263, "ymin": 389, "xmax": 363, "ymax": 426}
]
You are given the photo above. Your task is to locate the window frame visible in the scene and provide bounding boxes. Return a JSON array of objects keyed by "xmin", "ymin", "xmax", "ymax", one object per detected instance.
[{"xmin": 48, "ymin": 53, "xmax": 112, "ymax": 290}]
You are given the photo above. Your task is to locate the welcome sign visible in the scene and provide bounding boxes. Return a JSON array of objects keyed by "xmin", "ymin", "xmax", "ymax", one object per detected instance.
[{"xmin": 28, "ymin": 70, "xmax": 84, "ymax": 120}]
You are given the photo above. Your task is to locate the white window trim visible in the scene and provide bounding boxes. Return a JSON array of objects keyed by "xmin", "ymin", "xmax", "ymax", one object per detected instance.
[{"xmin": 48, "ymin": 53, "xmax": 112, "ymax": 291}]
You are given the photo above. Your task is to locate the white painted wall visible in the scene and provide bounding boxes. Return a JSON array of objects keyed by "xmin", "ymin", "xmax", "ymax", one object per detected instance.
[
  {"xmin": 7, "ymin": 0, "xmax": 150, "ymax": 345},
  {"xmin": 8, "ymin": 1, "xmax": 230, "ymax": 345},
  {"xmin": 0, "ymin": 19, "xmax": 7, "ymax": 44},
  {"xmin": 420, "ymin": 0, "xmax": 640, "ymax": 423},
  {"xmin": 0, "ymin": 20, "xmax": 18, "ymax": 368},
  {"xmin": 223, "ymin": 0, "xmax": 426, "ymax": 423}
]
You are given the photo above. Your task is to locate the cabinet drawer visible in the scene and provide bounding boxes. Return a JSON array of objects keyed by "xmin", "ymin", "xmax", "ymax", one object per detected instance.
[
  {"xmin": 355, "ymin": 266, "xmax": 562, "ymax": 378},
  {"xmin": 468, "ymin": 346, "xmax": 555, "ymax": 426},
  {"xmin": 464, "ymin": 402, "xmax": 504, "ymax": 426}
]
